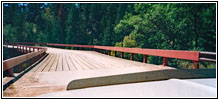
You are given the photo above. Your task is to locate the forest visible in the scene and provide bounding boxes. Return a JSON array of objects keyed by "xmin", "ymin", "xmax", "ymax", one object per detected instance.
[{"xmin": 3, "ymin": 3, "xmax": 216, "ymax": 68}]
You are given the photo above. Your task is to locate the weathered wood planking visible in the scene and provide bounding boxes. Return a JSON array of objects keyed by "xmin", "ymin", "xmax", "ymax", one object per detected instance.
[
  {"xmin": 35, "ymin": 54, "xmax": 53, "ymax": 72},
  {"xmin": 30, "ymin": 47, "xmax": 174, "ymax": 72},
  {"xmin": 49, "ymin": 54, "xmax": 59, "ymax": 71},
  {"xmin": 56, "ymin": 53, "xmax": 63, "ymax": 71},
  {"xmin": 69, "ymin": 53, "xmax": 87, "ymax": 70},
  {"xmin": 62, "ymin": 53, "xmax": 70, "ymax": 71},
  {"xmin": 43, "ymin": 54, "xmax": 56, "ymax": 72},
  {"xmin": 31, "ymin": 54, "xmax": 51, "ymax": 72},
  {"xmin": 65, "ymin": 53, "xmax": 77, "ymax": 71}
]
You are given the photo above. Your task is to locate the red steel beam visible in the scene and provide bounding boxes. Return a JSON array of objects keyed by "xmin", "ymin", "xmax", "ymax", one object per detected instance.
[
  {"xmin": 46, "ymin": 43, "xmax": 200, "ymax": 61},
  {"xmin": 94, "ymin": 46, "xmax": 199, "ymax": 61},
  {"xmin": 46, "ymin": 43, "xmax": 94, "ymax": 48},
  {"xmin": 6, "ymin": 42, "xmax": 200, "ymax": 61}
]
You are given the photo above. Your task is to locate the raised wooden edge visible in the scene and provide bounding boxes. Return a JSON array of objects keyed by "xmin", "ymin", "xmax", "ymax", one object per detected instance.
[
  {"xmin": 66, "ymin": 69, "xmax": 216, "ymax": 90},
  {"xmin": 3, "ymin": 54, "xmax": 48, "ymax": 91},
  {"xmin": 3, "ymin": 49, "xmax": 46, "ymax": 71}
]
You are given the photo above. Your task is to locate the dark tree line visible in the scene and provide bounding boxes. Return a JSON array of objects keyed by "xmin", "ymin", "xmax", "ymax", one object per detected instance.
[
  {"xmin": 3, "ymin": 3, "xmax": 216, "ymax": 68},
  {"xmin": 3, "ymin": 3, "xmax": 134, "ymax": 45},
  {"xmin": 3, "ymin": 3, "xmax": 215, "ymax": 51}
]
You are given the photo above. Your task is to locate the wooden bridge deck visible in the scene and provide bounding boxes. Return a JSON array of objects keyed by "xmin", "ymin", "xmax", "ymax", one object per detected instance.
[
  {"xmin": 3, "ymin": 47, "xmax": 174, "ymax": 97},
  {"xmin": 31, "ymin": 47, "xmax": 171, "ymax": 72}
]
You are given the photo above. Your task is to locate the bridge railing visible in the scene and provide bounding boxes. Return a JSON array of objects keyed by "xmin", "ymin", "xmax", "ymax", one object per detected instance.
[
  {"xmin": 93, "ymin": 46, "xmax": 200, "ymax": 67},
  {"xmin": 46, "ymin": 43, "xmax": 94, "ymax": 48},
  {"xmin": 3, "ymin": 44, "xmax": 47, "ymax": 76},
  {"xmin": 5, "ymin": 42, "xmax": 216, "ymax": 69}
]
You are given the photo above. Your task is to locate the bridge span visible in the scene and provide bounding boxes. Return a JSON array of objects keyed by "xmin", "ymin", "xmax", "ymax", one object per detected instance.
[
  {"xmin": 3, "ymin": 46, "xmax": 173, "ymax": 97},
  {"xmin": 3, "ymin": 42, "xmax": 216, "ymax": 97}
]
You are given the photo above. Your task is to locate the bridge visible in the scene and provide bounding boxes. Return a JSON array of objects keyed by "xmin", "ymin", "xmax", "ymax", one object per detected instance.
[{"xmin": 3, "ymin": 42, "xmax": 216, "ymax": 97}]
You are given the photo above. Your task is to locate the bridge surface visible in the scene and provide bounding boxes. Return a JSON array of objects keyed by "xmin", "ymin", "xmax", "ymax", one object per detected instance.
[{"xmin": 3, "ymin": 47, "xmax": 173, "ymax": 97}]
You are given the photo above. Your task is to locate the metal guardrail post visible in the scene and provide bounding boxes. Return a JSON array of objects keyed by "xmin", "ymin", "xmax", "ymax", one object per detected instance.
[
  {"xmin": 121, "ymin": 52, "xmax": 124, "ymax": 58},
  {"xmin": 143, "ymin": 55, "xmax": 148, "ymax": 63},
  {"xmin": 114, "ymin": 51, "xmax": 117, "ymax": 57},
  {"xmin": 130, "ymin": 53, "xmax": 134, "ymax": 60},
  {"xmin": 163, "ymin": 57, "xmax": 168, "ymax": 66},
  {"xmin": 193, "ymin": 61, "xmax": 199, "ymax": 69},
  {"xmin": 108, "ymin": 50, "xmax": 111, "ymax": 56}
]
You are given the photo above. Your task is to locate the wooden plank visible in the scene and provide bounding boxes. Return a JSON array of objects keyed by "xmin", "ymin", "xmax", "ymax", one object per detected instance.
[
  {"xmin": 73, "ymin": 53, "xmax": 108, "ymax": 69},
  {"xmin": 49, "ymin": 54, "xmax": 59, "ymax": 72},
  {"xmin": 66, "ymin": 54, "xmax": 79, "ymax": 70},
  {"xmin": 68, "ymin": 54, "xmax": 85, "ymax": 70},
  {"xmin": 79, "ymin": 51, "xmax": 120, "ymax": 69},
  {"xmin": 65, "ymin": 54, "xmax": 77, "ymax": 71},
  {"xmin": 67, "ymin": 69, "xmax": 216, "ymax": 90},
  {"xmin": 72, "ymin": 51, "xmax": 110, "ymax": 69},
  {"xmin": 70, "ymin": 53, "xmax": 90, "ymax": 70},
  {"xmin": 72, "ymin": 53, "xmax": 99, "ymax": 69},
  {"xmin": 30, "ymin": 54, "xmax": 50, "ymax": 72},
  {"xmin": 79, "ymin": 52, "xmax": 123, "ymax": 69},
  {"xmin": 35, "ymin": 54, "xmax": 53, "ymax": 72},
  {"xmin": 97, "ymin": 52, "xmax": 148, "ymax": 67},
  {"xmin": 56, "ymin": 53, "xmax": 63, "ymax": 71},
  {"xmin": 3, "ymin": 49, "xmax": 46, "ymax": 71},
  {"xmin": 62, "ymin": 53, "xmax": 70, "ymax": 71},
  {"xmin": 42, "ymin": 54, "xmax": 55, "ymax": 72},
  {"xmin": 86, "ymin": 52, "xmax": 130, "ymax": 68}
]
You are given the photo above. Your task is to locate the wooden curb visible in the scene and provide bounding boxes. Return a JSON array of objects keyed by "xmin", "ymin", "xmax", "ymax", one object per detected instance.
[{"xmin": 3, "ymin": 54, "xmax": 48, "ymax": 91}]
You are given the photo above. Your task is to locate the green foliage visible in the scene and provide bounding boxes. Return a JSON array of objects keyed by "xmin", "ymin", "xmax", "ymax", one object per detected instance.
[
  {"xmin": 176, "ymin": 60, "xmax": 216, "ymax": 69},
  {"xmin": 123, "ymin": 35, "xmax": 137, "ymax": 48},
  {"xmin": 3, "ymin": 24, "xmax": 17, "ymax": 42},
  {"xmin": 3, "ymin": 3, "xmax": 216, "ymax": 68},
  {"xmin": 115, "ymin": 42, "xmax": 123, "ymax": 47},
  {"xmin": 114, "ymin": 3, "xmax": 216, "ymax": 67}
]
